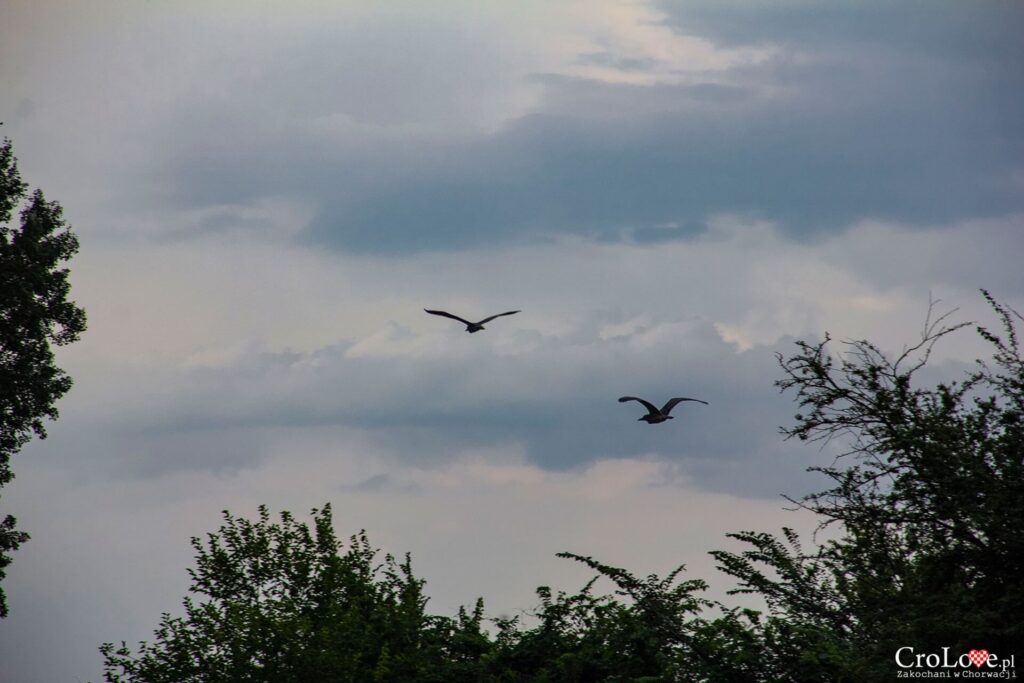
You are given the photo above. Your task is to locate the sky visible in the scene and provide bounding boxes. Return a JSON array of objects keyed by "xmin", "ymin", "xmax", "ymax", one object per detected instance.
[{"xmin": 1, "ymin": 1, "xmax": 1023, "ymax": 680}]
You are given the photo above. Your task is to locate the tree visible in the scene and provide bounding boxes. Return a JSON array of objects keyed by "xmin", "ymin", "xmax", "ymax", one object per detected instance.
[
  {"xmin": 712, "ymin": 293, "xmax": 1024, "ymax": 679},
  {"xmin": 103, "ymin": 502, "xmax": 765, "ymax": 683},
  {"xmin": 103, "ymin": 501, "xmax": 793, "ymax": 683},
  {"xmin": 0, "ymin": 135, "xmax": 87, "ymax": 617},
  {"xmin": 100, "ymin": 504, "xmax": 496, "ymax": 683},
  {"xmin": 484, "ymin": 553, "xmax": 784, "ymax": 683}
]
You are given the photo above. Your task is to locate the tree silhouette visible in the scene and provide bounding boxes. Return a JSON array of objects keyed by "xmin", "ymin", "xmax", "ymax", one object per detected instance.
[
  {"xmin": 101, "ymin": 505, "xmax": 497, "ymax": 683},
  {"xmin": 0, "ymin": 136, "xmax": 87, "ymax": 617},
  {"xmin": 712, "ymin": 293, "xmax": 1024, "ymax": 679}
]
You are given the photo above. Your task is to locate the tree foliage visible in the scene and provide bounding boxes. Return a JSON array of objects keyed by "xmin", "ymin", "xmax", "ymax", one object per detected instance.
[
  {"xmin": 0, "ymin": 135, "xmax": 87, "ymax": 617},
  {"xmin": 711, "ymin": 293, "xmax": 1024, "ymax": 679},
  {"xmin": 101, "ymin": 504, "xmax": 482, "ymax": 683},
  {"xmin": 103, "ymin": 504, "xmax": 772, "ymax": 682}
]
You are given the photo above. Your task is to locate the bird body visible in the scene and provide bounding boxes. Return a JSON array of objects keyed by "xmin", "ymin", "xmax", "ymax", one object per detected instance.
[
  {"xmin": 424, "ymin": 308, "xmax": 520, "ymax": 333},
  {"xmin": 618, "ymin": 396, "xmax": 708, "ymax": 424}
]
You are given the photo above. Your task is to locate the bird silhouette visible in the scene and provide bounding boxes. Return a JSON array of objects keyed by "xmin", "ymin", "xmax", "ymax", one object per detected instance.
[
  {"xmin": 618, "ymin": 396, "xmax": 708, "ymax": 424},
  {"xmin": 424, "ymin": 308, "xmax": 520, "ymax": 333}
]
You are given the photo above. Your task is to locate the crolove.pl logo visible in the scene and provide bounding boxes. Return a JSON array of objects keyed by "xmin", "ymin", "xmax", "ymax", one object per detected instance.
[{"xmin": 896, "ymin": 647, "xmax": 1018, "ymax": 679}]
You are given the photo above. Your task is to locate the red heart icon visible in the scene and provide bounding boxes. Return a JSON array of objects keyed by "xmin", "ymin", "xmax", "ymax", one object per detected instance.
[{"xmin": 967, "ymin": 649, "xmax": 989, "ymax": 668}]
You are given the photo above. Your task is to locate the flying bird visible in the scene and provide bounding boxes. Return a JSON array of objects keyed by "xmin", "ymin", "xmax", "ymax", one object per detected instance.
[
  {"xmin": 424, "ymin": 308, "xmax": 520, "ymax": 333},
  {"xmin": 618, "ymin": 396, "xmax": 708, "ymax": 424}
]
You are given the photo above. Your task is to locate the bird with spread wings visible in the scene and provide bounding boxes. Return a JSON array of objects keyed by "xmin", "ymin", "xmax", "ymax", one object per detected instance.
[
  {"xmin": 618, "ymin": 396, "xmax": 708, "ymax": 424},
  {"xmin": 424, "ymin": 308, "xmax": 520, "ymax": 333}
]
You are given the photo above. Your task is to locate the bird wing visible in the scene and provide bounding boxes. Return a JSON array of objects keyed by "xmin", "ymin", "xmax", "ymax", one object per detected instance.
[
  {"xmin": 476, "ymin": 310, "xmax": 521, "ymax": 325},
  {"xmin": 424, "ymin": 309, "xmax": 473, "ymax": 326},
  {"xmin": 618, "ymin": 396, "xmax": 661, "ymax": 415},
  {"xmin": 661, "ymin": 397, "xmax": 709, "ymax": 415}
]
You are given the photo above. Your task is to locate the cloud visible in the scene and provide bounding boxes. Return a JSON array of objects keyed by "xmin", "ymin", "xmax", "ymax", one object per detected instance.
[
  {"xmin": 143, "ymin": 3, "xmax": 1023, "ymax": 253},
  {"xmin": 42, "ymin": 214, "xmax": 1022, "ymax": 500},
  {"xmin": 303, "ymin": 51, "xmax": 1023, "ymax": 253},
  {"xmin": 655, "ymin": 0, "xmax": 1024, "ymax": 65},
  {"xmin": 6, "ymin": 2, "xmax": 1020, "ymax": 256}
]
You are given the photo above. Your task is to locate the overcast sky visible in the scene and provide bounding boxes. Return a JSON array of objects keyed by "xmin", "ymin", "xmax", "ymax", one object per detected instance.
[{"xmin": 1, "ymin": 2, "xmax": 1022, "ymax": 681}]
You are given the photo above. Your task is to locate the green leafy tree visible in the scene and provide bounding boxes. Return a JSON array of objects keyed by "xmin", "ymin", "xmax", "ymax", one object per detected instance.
[
  {"xmin": 0, "ymin": 134, "xmax": 87, "ymax": 617},
  {"xmin": 103, "ymin": 503, "xmax": 758, "ymax": 683},
  {"xmin": 100, "ymin": 504, "xmax": 494, "ymax": 683},
  {"xmin": 485, "ymin": 553, "xmax": 779, "ymax": 683},
  {"xmin": 712, "ymin": 294, "xmax": 1024, "ymax": 680},
  {"xmin": 486, "ymin": 555, "xmax": 712, "ymax": 681}
]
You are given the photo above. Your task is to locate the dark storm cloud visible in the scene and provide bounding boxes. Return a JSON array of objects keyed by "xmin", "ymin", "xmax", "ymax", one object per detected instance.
[
  {"xmin": 145, "ymin": 3, "xmax": 1024, "ymax": 254},
  {"xmin": 655, "ymin": 0, "xmax": 1024, "ymax": 62},
  {"xmin": 304, "ymin": 64, "xmax": 1021, "ymax": 252}
]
